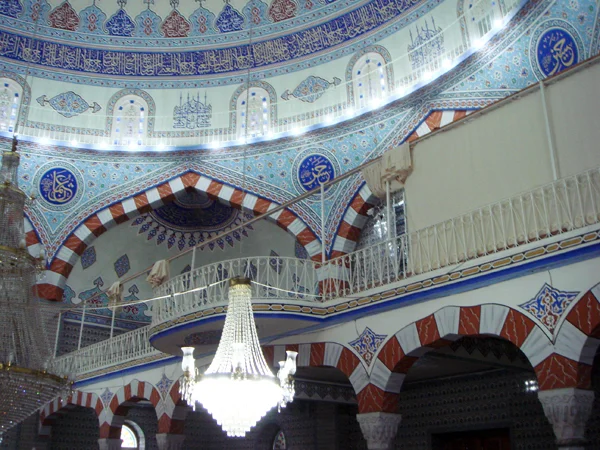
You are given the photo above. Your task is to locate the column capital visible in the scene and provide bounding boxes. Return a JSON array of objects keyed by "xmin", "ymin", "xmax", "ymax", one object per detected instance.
[
  {"xmin": 356, "ymin": 412, "xmax": 402, "ymax": 450},
  {"xmin": 156, "ymin": 433, "xmax": 186, "ymax": 450},
  {"xmin": 98, "ymin": 438, "xmax": 123, "ymax": 450},
  {"xmin": 538, "ymin": 388, "xmax": 594, "ymax": 449}
]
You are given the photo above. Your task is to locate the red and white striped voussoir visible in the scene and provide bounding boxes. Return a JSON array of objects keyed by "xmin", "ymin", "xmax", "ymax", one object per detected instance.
[
  {"xmin": 40, "ymin": 391, "xmax": 102, "ymax": 432},
  {"xmin": 330, "ymin": 110, "xmax": 470, "ymax": 259},
  {"xmin": 262, "ymin": 342, "xmax": 369, "ymax": 396},
  {"xmin": 373, "ymin": 305, "xmax": 553, "ymax": 396},
  {"xmin": 36, "ymin": 172, "xmax": 321, "ymax": 301},
  {"xmin": 24, "ymin": 217, "xmax": 43, "ymax": 258}
]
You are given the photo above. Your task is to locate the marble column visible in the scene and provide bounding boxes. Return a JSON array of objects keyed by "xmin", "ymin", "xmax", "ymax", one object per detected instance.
[
  {"xmin": 538, "ymin": 388, "xmax": 594, "ymax": 450},
  {"xmin": 156, "ymin": 433, "xmax": 186, "ymax": 450},
  {"xmin": 97, "ymin": 438, "xmax": 122, "ymax": 450},
  {"xmin": 356, "ymin": 412, "xmax": 402, "ymax": 450}
]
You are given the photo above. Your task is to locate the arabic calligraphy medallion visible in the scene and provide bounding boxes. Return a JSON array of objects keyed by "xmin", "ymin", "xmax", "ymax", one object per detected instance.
[
  {"xmin": 36, "ymin": 163, "xmax": 83, "ymax": 210},
  {"xmin": 293, "ymin": 149, "xmax": 340, "ymax": 200},
  {"xmin": 532, "ymin": 21, "xmax": 582, "ymax": 80}
]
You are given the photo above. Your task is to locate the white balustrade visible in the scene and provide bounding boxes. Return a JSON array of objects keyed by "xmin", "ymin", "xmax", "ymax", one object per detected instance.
[
  {"xmin": 151, "ymin": 256, "xmax": 319, "ymax": 327},
  {"xmin": 49, "ymin": 326, "xmax": 162, "ymax": 377},
  {"xmin": 51, "ymin": 167, "xmax": 600, "ymax": 377},
  {"xmin": 320, "ymin": 168, "xmax": 600, "ymax": 300}
]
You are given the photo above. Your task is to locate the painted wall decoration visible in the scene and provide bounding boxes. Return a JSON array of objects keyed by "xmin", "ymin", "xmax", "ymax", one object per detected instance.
[
  {"xmin": 79, "ymin": 3, "xmax": 107, "ymax": 35},
  {"xmin": 173, "ymin": 92, "xmax": 212, "ymax": 129},
  {"xmin": 348, "ymin": 327, "xmax": 387, "ymax": 366},
  {"xmin": 131, "ymin": 190, "xmax": 254, "ymax": 251},
  {"xmin": 36, "ymin": 92, "xmax": 102, "ymax": 118},
  {"xmin": 184, "ymin": 330, "xmax": 223, "ymax": 346},
  {"xmin": 156, "ymin": 373, "xmax": 173, "ymax": 399},
  {"xmin": 49, "ymin": 1, "xmax": 80, "ymax": 31},
  {"xmin": 407, "ymin": 17, "xmax": 444, "ymax": 70},
  {"xmin": 281, "ymin": 76, "xmax": 341, "ymax": 103},
  {"xmin": 272, "ymin": 429, "xmax": 287, "ymax": 449},
  {"xmin": 0, "ymin": 0, "xmax": 428, "ymax": 77},
  {"xmin": 293, "ymin": 149, "xmax": 340, "ymax": 200},
  {"xmin": 531, "ymin": 20, "xmax": 583, "ymax": 79},
  {"xmin": 0, "ymin": 0, "xmax": 23, "ymax": 18},
  {"xmin": 35, "ymin": 163, "xmax": 83, "ymax": 210},
  {"xmin": 80, "ymin": 246, "xmax": 97, "ymax": 270},
  {"xmin": 268, "ymin": 0, "xmax": 297, "ymax": 23},
  {"xmin": 113, "ymin": 254, "xmax": 131, "ymax": 278},
  {"xmin": 518, "ymin": 283, "xmax": 579, "ymax": 334},
  {"xmin": 161, "ymin": 0, "xmax": 191, "ymax": 38}
]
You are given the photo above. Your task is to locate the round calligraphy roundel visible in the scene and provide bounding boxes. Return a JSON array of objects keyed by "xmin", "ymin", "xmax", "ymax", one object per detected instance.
[
  {"xmin": 532, "ymin": 21, "xmax": 582, "ymax": 80},
  {"xmin": 35, "ymin": 163, "xmax": 83, "ymax": 211},
  {"xmin": 293, "ymin": 149, "xmax": 340, "ymax": 200}
]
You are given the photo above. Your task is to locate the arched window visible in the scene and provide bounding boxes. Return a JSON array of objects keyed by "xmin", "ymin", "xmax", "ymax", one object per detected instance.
[
  {"xmin": 121, "ymin": 421, "xmax": 145, "ymax": 449},
  {"xmin": 461, "ymin": 0, "xmax": 503, "ymax": 43},
  {"xmin": 111, "ymin": 97, "xmax": 148, "ymax": 146},
  {"xmin": 0, "ymin": 81, "xmax": 21, "ymax": 133},
  {"xmin": 236, "ymin": 87, "xmax": 270, "ymax": 138},
  {"xmin": 352, "ymin": 53, "xmax": 388, "ymax": 109}
]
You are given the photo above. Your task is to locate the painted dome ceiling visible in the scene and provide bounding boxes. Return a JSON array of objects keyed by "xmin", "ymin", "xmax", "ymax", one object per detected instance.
[{"xmin": 0, "ymin": 0, "xmax": 434, "ymax": 77}]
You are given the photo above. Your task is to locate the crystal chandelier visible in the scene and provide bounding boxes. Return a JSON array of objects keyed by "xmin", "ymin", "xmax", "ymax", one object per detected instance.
[
  {"xmin": 180, "ymin": 277, "xmax": 297, "ymax": 437},
  {"xmin": 0, "ymin": 139, "xmax": 71, "ymax": 435}
]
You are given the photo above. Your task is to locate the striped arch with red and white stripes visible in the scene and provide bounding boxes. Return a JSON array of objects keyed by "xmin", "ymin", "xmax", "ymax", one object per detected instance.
[
  {"xmin": 261, "ymin": 342, "xmax": 375, "ymax": 412},
  {"xmin": 331, "ymin": 109, "xmax": 473, "ymax": 258},
  {"xmin": 99, "ymin": 380, "xmax": 162, "ymax": 439},
  {"xmin": 36, "ymin": 171, "xmax": 322, "ymax": 302},
  {"xmin": 362, "ymin": 302, "xmax": 597, "ymax": 414},
  {"xmin": 38, "ymin": 391, "xmax": 103, "ymax": 440}
]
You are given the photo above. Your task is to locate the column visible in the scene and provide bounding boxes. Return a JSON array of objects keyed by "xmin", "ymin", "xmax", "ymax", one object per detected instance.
[
  {"xmin": 356, "ymin": 412, "xmax": 402, "ymax": 450},
  {"xmin": 538, "ymin": 388, "xmax": 594, "ymax": 450},
  {"xmin": 156, "ymin": 433, "xmax": 186, "ymax": 450},
  {"xmin": 97, "ymin": 438, "xmax": 122, "ymax": 450}
]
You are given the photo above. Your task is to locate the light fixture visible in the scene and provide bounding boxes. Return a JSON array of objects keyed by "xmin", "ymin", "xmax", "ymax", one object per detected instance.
[
  {"xmin": 0, "ymin": 138, "xmax": 71, "ymax": 436},
  {"xmin": 180, "ymin": 277, "xmax": 297, "ymax": 437}
]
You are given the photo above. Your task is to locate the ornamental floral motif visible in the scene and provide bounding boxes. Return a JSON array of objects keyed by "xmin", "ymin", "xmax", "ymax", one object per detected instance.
[
  {"xmin": 100, "ymin": 388, "xmax": 113, "ymax": 407},
  {"xmin": 215, "ymin": 3, "xmax": 244, "ymax": 33},
  {"xmin": 0, "ymin": 0, "xmax": 23, "ymax": 18},
  {"xmin": 105, "ymin": 8, "xmax": 135, "ymax": 37},
  {"xmin": 114, "ymin": 254, "xmax": 131, "ymax": 278},
  {"xmin": 518, "ymin": 283, "xmax": 579, "ymax": 333},
  {"xmin": 36, "ymin": 92, "xmax": 101, "ymax": 118},
  {"xmin": 49, "ymin": 1, "xmax": 80, "ymax": 31},
  {"xmin": 161, "ymin": 9, "xmax": 191, "ymax": 38},
  {"xmin": 349, "ymin": 327, "xmax": 387, "ymax": 366},
  {"xmin": 79, "ymin": 3, "xmax": 107, "ymax": 34},
  {"xmin": 156, "ymin": 373, "xmax": 173, "ymax": 398},
  {"xmin": 268, "ymin": 0, "xmax": 297, "ymax": 23},
  {"xmin": 281, "ymin": 76, "xmax": 341, "ymax": 103},
  {"xmin": 80, "ymin": 246, "xmax": 96, "ymax": 270}
]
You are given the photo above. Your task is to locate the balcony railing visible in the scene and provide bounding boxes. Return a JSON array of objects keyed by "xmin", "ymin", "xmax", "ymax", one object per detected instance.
[
  {"xmin": 320, "ymin": 167, "xmax": 600, "ymax": 299},
  {"xmin": 152, "ymin": 256, "xmax": 319, "ymax": 327},
  {"xmin": 50, "ymin": 166, "xmax": 600, "ymax": 377}
]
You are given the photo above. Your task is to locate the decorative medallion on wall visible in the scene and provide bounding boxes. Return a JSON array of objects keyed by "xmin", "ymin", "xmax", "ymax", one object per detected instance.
[
  {"xmin": 105, "ymin": 1, "xmax": 135, "ymax": 37},
  {"xmin": 36, "ymin": 92, "xmax": 102, "ymax": 118},
  {"xmin": 190, "ymin": 2, "xmax": 217, "ymax": 35},
  {"xmin": 184, "ymin": 330, "xmax": 223, "ymax": 346},
  {"xmin": 281, "ymin": 76, "xmax": 341, "ymax": 103},
  {"xmin": 349, "ymin": 327, "xmax": 387, "ymax": 366},
  {"xmin": 531, "ymin": 20, "xmax": 583, "ymax": 80},
  {"xmin": 114, "ymin": 254, "xmax": 131, "ymax": 278},
  {"xmin": 100, "ymin": 388, "xmax": 113, "ymax": 407},
  {"xmin": 293, "ymin": 149, "xmax": 340, "ymax": 200},
  {"xmin": 62, "ymin": 284, "xmax": 75, "ymax": 303},
  {"xmin": 215, "ymin": 3, "xmax": 244, "ymax": 33},
  {"xmin": 79, "ymin": 3, "xmax": 107, "ymax": 34},
  {"xmin": 272, "ymin": 429, "xmax": 287, "ymax": 449},
  {"xmin": 131, "ymin": 190, "xmax": 253, "ymax": 251},
  {"xmin": 156, "ymin": 373, "xmax": 173, "ymax": 398},
  {"xmin": 35, "ymin": 162, "xmax": 84, "ymax": 211},
  {"xmin": 80, "ymin": 246, "xmax": 97, "ymax": 270},
  {"xmin": 49, "ymin": 1, "xmax": 80, "ymax": 31},
  {"xmin": 268, "ymin": 0, "xmax": 296, "ymax": 23},
  {"xmin": 518, "ymin": 283, "xmax": 579, "ymax": 334},
  {"xmin": 161, "ymin": 0, "xmax": 191, "ymax": 38}
]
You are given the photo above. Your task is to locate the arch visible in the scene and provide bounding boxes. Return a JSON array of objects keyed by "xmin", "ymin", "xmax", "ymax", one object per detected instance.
[
  {"xmin": 229, "ymin": 80, "xmax": 278, "ymax": 136},
  {"xmin": 36, "ymin": 170, "xmax": 321, "ymax": 301},
  {"xmin": 345, "ymin": 45, "xmax": 394, "ymax": 108},
  {"xmin": 330, "ymin": 109, "xmax": 471, "ymax": 258},
  {"xmin": 0, "ymin": 70, "xmax": 31, "ymax": 132},
  {"xmin": 160, "ymin": 380, "xmax": 190, "ymax": 435},
  {"xmin": 39, "ymin": 391, "xmax": 103, "ymax": 440},
  {"xmin": 366, "ymin": 304, "xmax": 552, "ymax": 414},
  {"xmin": 262, "ymin": 342, "xmax": 370, "ymax": 410},
  {"xmin": 101, "ymin": 380, "xmax": 162, "ymax": 439},
  {"xmin": 105, "ymin": 88, "xmax": 156, "ymax": 139}
]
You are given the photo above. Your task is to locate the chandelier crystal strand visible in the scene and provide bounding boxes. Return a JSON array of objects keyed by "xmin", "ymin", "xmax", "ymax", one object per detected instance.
[
  {"xmin": 180, "ymin": 278, "xmax": 297, "ymax": 437},
  {"xmin": 0, "ymin": 140, "xmax": 71, "ymax": 436}
]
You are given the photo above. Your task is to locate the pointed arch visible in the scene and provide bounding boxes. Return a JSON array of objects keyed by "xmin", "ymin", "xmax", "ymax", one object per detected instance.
[
  {"xmin": 365, "ymin": 304, "xmax": 552, "ymax": 414},
  {"xmin": 262, "ymin": 342, "xmax": 370, "ymax": 410},
  {"xmin": 37, "ymin": 171, "xmax": 321, "ymax": 301},
  {"xmin": 39, "ymin": 391, "xmax": 103, "ymax": 440},
  {"xmin": 105, "ymin": 88, "xmax": 156, "ymax": 141},
  {"xmin": 100, "ymin": 380, "xmax": 162, "ymax": 439},
  {"xmin": 0, "ymin": 70, "xmax": 31, "ymax": 132},
  {"xmin": 330, "ymin": 109, "xmax": 472, "ymax": 259}
]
